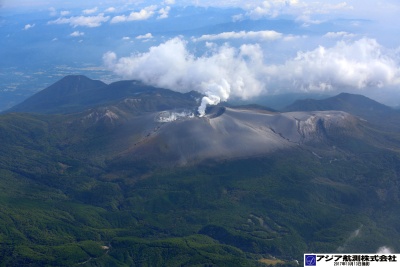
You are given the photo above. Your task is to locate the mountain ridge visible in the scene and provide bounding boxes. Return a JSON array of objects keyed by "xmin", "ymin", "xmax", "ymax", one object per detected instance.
[
  {"xmin": 6, "ymin": 75, "xmax": 398, "ymax": 120},
  {"xmin": 6, "ymin": 75, "xmax": 202, "ymax": 115},
  {"xmin": 6, "ymin": 75, "xmax": 107, "ymax": 114},
  {"xmin": 283, "ymin": 92, "xmax": 400, "ymax": 130}
]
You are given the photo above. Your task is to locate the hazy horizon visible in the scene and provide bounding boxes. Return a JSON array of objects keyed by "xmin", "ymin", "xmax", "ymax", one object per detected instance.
[{"xmin": 2, "ymin": 0, "xmax": 400, "ymax": 108}]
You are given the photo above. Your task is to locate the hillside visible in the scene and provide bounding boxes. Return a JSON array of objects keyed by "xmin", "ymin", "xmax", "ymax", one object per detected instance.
[
  {"xmin": 284, "ymin": 92, "xmax": 392, "ymax": 112},
  {"xmin": 284, "ymin": 92, "xmax": 400, "ymax": 130},
  {"xmin": 1, "ymin": 76, "xmax": 400, "ymax": 266},
  {"xmin": 7, "ymin": 75, "xmax": 107, "ymax": 114},
  {"xmin": 6, "ymin": 75, "xmax": 202, "ymax": 115}
]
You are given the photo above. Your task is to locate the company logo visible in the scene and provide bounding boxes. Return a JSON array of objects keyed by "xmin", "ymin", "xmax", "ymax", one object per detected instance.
[{"xmin": 305, "ymin": 255, "xmax": 316, "ymax": 266}]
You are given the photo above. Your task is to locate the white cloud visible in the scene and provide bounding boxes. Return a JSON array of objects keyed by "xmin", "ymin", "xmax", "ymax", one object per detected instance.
[
  {"xmin": 109, "ymin": 15, "xmax": 126, "ymax": 24},
  {"xmin": 122, "ymin": 36, "xmax": 131, "ymax": 40},
  {"xmin": 164, "ymin": 0, "xmax": 175, "ymax": 4},
  {"xmin": 158, "ymin": 6, "xmax": 171, "ymax": 19},
  {"xmin": 324, "ymin": 31, "xmax": 356, "ymax": 39},
  {"xmin": 83, "ymin": 7, "xmax": 98, "ymax": 15},
  {"xmin": 283, "ymin": 34, "xmax": 307, "ymax": 41},
  {"xmin": 48, "ymin": 7, "xmax": 70, "ymax": 17},
  {"xmin": 105, "ymin": 7, "xmax": 116, "ymax": 13},
  {"xmin": 323, "ymin": 2, "xmax": 350, "ymax": 11},
  {"xmin": 110, "ymin": 5, "xmax": 157, "ymax": 23},
  {"xmin": 232, "ymin": 14, "xmax": 244, "ymax": 22},
  {"xmin": 194, "ymin": 30, "xmax": 283, "ymax": 42},
  {"xmin": 268, "ymin": 38, "xmax": 400, "ymax": 91},
  {"xmin": 246, "ymin": 0, "xmax": 300, "ymax": 19},
  {"xmin": 103, "ymin": 37, "xmax": 400, "ymax": 106},
  {"xmin": 60, "ymin": 11, "xmax": 70, "ymax": 16},
  {"xmin": 49, "ymin": 7, "xmax": 57, "ymax": 17},
  {"xmin": 241, "ymin": 0, "xmax": 352, "ymax": 22},
  {"xmin": 296, "ymin": 15, "xmax": 322, "ymax": 26},
  {"xmin": 136, "ymin": 33, "xmax": 153, "ymax": 39},
  {"xmin": 48, "ymin": 13, "xmax": 110, "ymax": 28},
  {"xmin": 23, "ymin": 24, "xmax": 35, "ymax": 30},
  {"xmin": 70, "ymin": 31, "xmax": 84, "ymax": 37},
  {"xmin": 103, "ymin": 38, "xmax": 266, "ymax": 106}
]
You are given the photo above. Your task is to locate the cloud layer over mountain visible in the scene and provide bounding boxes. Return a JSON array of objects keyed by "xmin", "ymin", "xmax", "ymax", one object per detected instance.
[
  {"xmin": 4, "ymin": 0, "xmax": 400, "ymax": 107},
  {"xmin": 269, "ymin": 38, "xmax": 400, "ymax": 91},
  {"xmin": 103, "ymin": 38, "xmax": 268, "ymax": 113},
  {"xmin": 103, "ymin": 37, "xmax": 400, "ymax": 107}
]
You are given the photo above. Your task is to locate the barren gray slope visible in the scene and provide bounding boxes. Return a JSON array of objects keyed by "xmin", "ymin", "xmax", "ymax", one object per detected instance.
[{"xmin": 112, "ymin": 107, "xmax": 357, "ymax": 165}]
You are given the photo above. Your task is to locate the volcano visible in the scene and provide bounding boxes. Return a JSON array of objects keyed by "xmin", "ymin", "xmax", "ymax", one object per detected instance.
[{"xmin": 1, "ymin": 75, "xmax": 400, "ymax": 266}]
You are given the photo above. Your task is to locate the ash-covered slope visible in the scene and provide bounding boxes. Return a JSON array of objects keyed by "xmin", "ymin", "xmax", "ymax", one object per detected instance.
[
  {"xmin": 102, "ymin": 107, "xmax": 362, "ymax": 166},
  {"xmin": 4, "ymin": 75, "xmax": 396, "ymax": 166}
]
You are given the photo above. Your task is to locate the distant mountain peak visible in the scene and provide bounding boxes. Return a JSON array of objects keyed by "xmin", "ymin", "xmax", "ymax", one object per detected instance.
[
  {"xmin": 283, "ymin": 92, "xmax": 399, "ymax": 130},
  {"xmin": 62, "ymin": 74, "xmax": 90, "ymax": 80},
  {"xmin": 6, "ymin": 75, "xmax": 107, "ymax": 114},
  {"xmin": 50, "ymin": 75, "xmax": 105, "ymax": 94},
  {"xmin": 5, "ymin": 75, "xmax": 200, "ymax": 115},
  {"xmin": 335, "ymin": 92, "xmax": 375, "ymax": 101},
  {"xmin": 285, "ymin": 92, "xmax": 392, "ymax": 111}
]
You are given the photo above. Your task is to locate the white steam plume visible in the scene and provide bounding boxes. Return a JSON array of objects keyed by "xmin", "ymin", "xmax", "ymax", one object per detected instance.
[
  {"xmin": 103, "ymin": 37, "xmax": 400, "ymax": 112},
  {"xmin": 377, "ymin": 246, "xmax": 394, "ymax": 254},
  {"xmin": 103, "ymin": 38, "xmax": 264, "ymax": 115},
  {"xmin": 198, "ymin": 95, "xmax": 220, "ymax": 116}
]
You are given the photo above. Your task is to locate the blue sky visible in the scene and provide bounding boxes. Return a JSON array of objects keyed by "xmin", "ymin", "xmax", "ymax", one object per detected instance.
[{"xmin": 2, "ymin": 0, "xmax": 400, "ymax": 106}]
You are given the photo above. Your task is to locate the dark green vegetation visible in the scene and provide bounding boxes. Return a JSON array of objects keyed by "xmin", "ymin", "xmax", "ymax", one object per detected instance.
[{"xmin": 1, "ymin": 76, "xmax": 400, "ymax": 266}]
